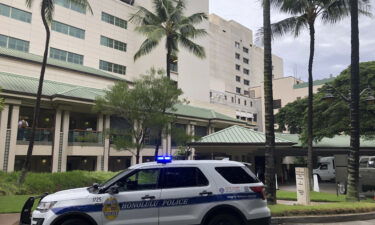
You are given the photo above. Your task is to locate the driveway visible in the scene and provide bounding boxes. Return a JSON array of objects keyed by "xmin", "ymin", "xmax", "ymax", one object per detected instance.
[{"xmin": 0, "ymin": 213, "xmax": 19, "ymax": 225}]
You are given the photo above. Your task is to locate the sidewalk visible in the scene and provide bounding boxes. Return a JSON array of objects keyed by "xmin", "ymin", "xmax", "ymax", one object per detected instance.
[{"xmin": 0, "ymin": 213, "xmax": 19, "ymax": 225}]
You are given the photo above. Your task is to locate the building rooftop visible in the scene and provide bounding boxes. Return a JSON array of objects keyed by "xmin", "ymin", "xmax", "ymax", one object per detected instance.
[
  {"xmin": 0, "ymin": 72, "xmax": 243, "ymax": 124},
  {"xmin": 193, "ymin": 125, "xmax": 292, "ymax": 144},
  {"xmin": 0, "ymin": 47, "xmax": 123, "ymax": 81},
  {"xmin": 293, "ymin": 77, "xmax": 335, "ymax": 89}
]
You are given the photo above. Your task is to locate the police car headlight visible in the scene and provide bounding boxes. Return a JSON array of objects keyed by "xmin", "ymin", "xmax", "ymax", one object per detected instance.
[{"xmin": 36, "ymin": 201, "xmax": 57, "ymax": 213}]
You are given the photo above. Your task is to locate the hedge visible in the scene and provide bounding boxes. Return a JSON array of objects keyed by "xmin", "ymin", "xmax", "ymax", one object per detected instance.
[{"xmin": 0, "ymin": 171, "xmax": 117, "ymax": 195}]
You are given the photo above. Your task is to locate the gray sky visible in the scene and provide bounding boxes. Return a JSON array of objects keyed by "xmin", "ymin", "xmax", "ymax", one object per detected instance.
[{"xmin": 209, "ymin": 0, "xmax": 375, "ymax": 81}]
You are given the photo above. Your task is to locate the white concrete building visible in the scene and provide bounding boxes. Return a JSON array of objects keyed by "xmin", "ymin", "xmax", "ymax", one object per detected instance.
[{"xmin": 0, "ymin": 0, "xmax": 285, "ymax": 172}]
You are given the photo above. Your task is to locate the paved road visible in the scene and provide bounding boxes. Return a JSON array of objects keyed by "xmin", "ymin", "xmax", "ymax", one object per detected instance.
[{"xmin": 287, "ymin": 219, "xmax": 375, "ymax": 225}]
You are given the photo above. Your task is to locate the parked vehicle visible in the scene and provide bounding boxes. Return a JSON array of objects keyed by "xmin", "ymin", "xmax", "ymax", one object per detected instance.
[
  {"xmin": 313, "ymin": 157, "xmax": 335, "ymax": 181},
  {"xmin": 20, "ymin": 158, "xmax": 270, "ymax": 225},
  {"xmin": 359, "ymin": 156, "xmax": 375, "ymax": 192}
]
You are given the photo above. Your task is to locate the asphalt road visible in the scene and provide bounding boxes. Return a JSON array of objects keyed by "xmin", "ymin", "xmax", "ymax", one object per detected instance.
[{"xmin": 289, "ymin": 219, "xmax": 375, "ymax": 225}]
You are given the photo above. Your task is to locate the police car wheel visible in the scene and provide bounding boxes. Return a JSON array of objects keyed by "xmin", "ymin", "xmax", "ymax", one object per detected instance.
[
  {"xmin": 206, "ymin": 214, "xmax": 243, "ymax": 225},
  {"xmin": 61, "ymin": 218, "xmax": 90, "ymax": 225}
]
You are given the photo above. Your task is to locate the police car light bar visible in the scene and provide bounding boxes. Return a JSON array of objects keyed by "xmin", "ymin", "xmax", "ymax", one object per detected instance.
[{"xmin": 156, "ymin": 155, "xmax": 172, "ymax": 164}]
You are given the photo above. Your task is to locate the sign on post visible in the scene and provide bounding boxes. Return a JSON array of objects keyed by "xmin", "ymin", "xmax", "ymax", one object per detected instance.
[{"xmin": 295, "ymin": 167, "xmax": 310, "ymax": 205}]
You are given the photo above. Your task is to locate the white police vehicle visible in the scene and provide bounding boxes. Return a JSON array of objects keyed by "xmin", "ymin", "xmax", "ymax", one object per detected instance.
[{"xmin": 21, "ymin": 157, "xmax": 270, "ymax": 225}]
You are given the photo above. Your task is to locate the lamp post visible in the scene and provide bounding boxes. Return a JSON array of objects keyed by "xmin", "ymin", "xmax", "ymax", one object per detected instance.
[{"xmin": 323, "ymin": 84, "xmax": 375, "ymax": 104}]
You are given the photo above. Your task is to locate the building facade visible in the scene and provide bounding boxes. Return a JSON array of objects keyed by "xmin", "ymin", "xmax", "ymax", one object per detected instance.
[{"xmin": 0, "ymin": 0, "xmax": 285, "ymax": 172}]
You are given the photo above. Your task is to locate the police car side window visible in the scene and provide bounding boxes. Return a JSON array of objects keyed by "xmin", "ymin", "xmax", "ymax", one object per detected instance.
[
  {"xmin": 116, "ymin": 169, "xmax": 160, "ymax": 192},
  {"xmin": 215, "ymin": 167, "xmax": 258, "ymax": 184},
  {"xmin": 163, "ymin": 167, "xmax": 209, "ymax": 188}
]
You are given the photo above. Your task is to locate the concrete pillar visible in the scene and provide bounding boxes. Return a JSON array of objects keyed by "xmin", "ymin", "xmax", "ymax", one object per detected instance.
[
  {"xmin": 60, "ymin": 111, "xmax": 70, "ymax": 172},
  {"xmin": 96, "ymin": 114, "xmax": 104, "ymax": 171},
  {"xmin": 0, "ymin": 105, "xmax": 10, "ymax": 170},
  {"xmin": 52, "ymin": 109, "xmax": 62, "ymax": 172},
  {"xmin": 162, "ymin": 128, "xmax": 168, "ymax": 156},
  {"xmin": 131, "ymin": 154, "xmax": 137, "ymax": 166},
  {"xmin": 189, "ymin": 124, "xmax": 196, "ymax": 160},
  {"xmin": 167, "ymin": 123, "xmax": 171, "ymax": 155},
  {"xmin": 102, "ymin": 115, "xmax": 110, "ymax": 172},
  {"xmin": 7, "ymin": 105, "xmax": 20, "ymax": 172},
  {"xmin": 97, "ymin": 114, "xmax": 104, "ymax": 132}
]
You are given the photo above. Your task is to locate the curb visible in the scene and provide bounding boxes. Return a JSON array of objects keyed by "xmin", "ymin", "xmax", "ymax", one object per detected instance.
[{"xmin": 271, "ymin": 211, "xmax": 375, "ymax": 224}]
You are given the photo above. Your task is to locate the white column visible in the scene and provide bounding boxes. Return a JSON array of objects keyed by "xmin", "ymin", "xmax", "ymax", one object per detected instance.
[
  {"xmin": 162, "ymin": 128, "xmax": 167, "ymax": 156},
  {"xmin": 102, "ymin": 115, "xmax": 110, "ymax": 172},
  {"xmin": 0, "ymin": 105, "xmax": 9, "ymax": 170},
  {"xmin": 190, "ymin": 124, "xmax": 196, "ymax": 160},
  {"xmin": 96, "ymin": 114, "xmax": 104, "ymax": 171},
  {"xmin": 167, "ymin": 123, "xmax": 171, "ymax": 155},
  {"xmin": 60, "ymin": 111, "xmax": 70, "ymax": 172},
  {"xmin": 7, "ymin": 105, "xmax": 20, "ymax": 172},
  {"xmin": 131, "ymin": 154, "xmax": 137, "ymax": 166},
  {"xmin": 52, "ymin": 109, "xmax": 62, "ymax": 172},
  {"xmin": 97, "ymin": 114, "xmax": 104, "ymax": 132}
]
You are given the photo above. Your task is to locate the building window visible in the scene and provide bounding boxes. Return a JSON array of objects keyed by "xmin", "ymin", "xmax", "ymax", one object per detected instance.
[
  {"xmin": 55, "ymin": 0, "xmax": 86, "ymax": 14},
  {"xmin": 253, "ymin": 114, "xmax": 257, "ymax": 122},
  {"xmin": 231, "ymin": 97, "xmax": 234, "ymax": 103},
  {"xmin": 250, "ymin": 101, "xmax": 253, "ymax": 107},
  {"xmin": 235, "ymin": 41, "xmax": 240, "ymax": 48},
  {"xmin": 50, "ymin": 47, "xmax": 84, "ymax": 65},
  {"xmin": 238, "ymin": 98, "xmax": 241, "ymax": 104},
  {"xmin": 52, "ymin": 21, "xmax": 85, "ymax": 39},
  {"xmin": 243, "ymin": 57, "xmax": 249, "ymax": 64},
  {"xmin": 243, "ymin": 47, "xmax": 249, "ymax": 53},
  {"xmin": 273, "ymin": 99, "xmax": 282, "ymax": 109},
  {"xmin": 102, "ymin": 12, "xmax": 127, "ymax": 29},
  {"xmin": 244, "ymin": 100, "xmax": 247, "ymax": 106},
  {"xmin": 0, "ymin": 3, "xmax": 32, "ymax": 23},
  {"xmin": 235, "ymin": 64, "xmax": 241, "ymax": 71},
  {"xmin": 236, "ymin": 87, "xmax": 241, "ymax": 94},
  {"xmin": 244, "ymin": 79, "xmax": 250, "ymax": 86},
  {"xmin": 101, "ymin": 36, "xmax": 127, "ymax": 52},
  {"xmin": 100, "ymin": 60, "xmax": 126, "ymax": 75},
  {"xmin": 169, "ymin": 55, "xmax": 178, "ymax": 73},
  {"xmin": 236, "ymin": 76, "xmax": 241, "ymax": 82},
  {"xmin": 243, "ymin": 68, "xmax": 250, "ymax": 75},
  {"xmin": 244, "ymin": 90, "xmax": 249, "ymax": 96},
  {"xmin": 0, "ymin": 34, "xmax": 29, "ymax": 52},
  {"xmin": 235, "ymin": 53, "xmax": 240, "ymax": 59}
]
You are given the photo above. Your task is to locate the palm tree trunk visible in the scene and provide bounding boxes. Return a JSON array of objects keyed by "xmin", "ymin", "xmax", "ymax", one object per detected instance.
[
  {"xmin": 19, "ymin": 5, "xmax": 50, "ymax": 184},
  {"xmin": 263, "ymin": 0, "xmax": 276, "ymax": 205},
  {"xmin": 347, "ymin": 0, "xmax": 360, "ymax": 201},
  {"xmin": 307, "ymin": 22, "xmax": 316, "ymax": 190},
  {"xmin": 154, "ymin": 130, "xmax": 162, "ymax": 157},
  {"xmin": 166, "ymin": 38, "xmax": 172, "ymax": 79}
]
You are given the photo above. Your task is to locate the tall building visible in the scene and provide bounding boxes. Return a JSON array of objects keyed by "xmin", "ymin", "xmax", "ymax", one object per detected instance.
[{"xmin": 0, "ymin": 0, "xmax": 285, "ymax": 172}]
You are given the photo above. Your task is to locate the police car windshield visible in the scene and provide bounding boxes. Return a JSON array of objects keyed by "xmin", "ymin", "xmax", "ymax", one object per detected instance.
[{"xmin": 100, "ymin": 169, "xmax": 133, "ymax": 189}]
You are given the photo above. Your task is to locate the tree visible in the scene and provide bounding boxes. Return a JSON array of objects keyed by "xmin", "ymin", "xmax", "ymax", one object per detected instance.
[
  {"xmin": 275, "ymin": 62, "xmax": 375, "ymax": 142},
  {"xmin": 94, "ymin": 69, "xmax": 183, "ymax": 164},
  {"xmin": 263, "ymin": 0, "xmax": 277, "ymax": 205},
  {"xmin": 130, "ymin": 0, "xmax": 207, "ymax": 79},
  {"xmin": 269, "ymin": 0, "xmax": 371, "ymax": 188},
  {"xmin": 19, "ymin": 0, "xmax": 92, "ymax": 184}
]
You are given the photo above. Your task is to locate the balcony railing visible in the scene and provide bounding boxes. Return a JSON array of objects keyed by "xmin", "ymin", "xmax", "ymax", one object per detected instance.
[
  {"xmin": 68, "ymin": 130, "xmax": 103, "ymax": 146},
  {"xmin": 17, "ymin": 128, "xmax": 53, "ymax": 143}
]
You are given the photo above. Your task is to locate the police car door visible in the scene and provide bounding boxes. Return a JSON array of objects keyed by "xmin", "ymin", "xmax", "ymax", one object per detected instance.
[
  {"xmin": 159, "ymin": 166, "xmax": 214, "ymax": 225},
  {"xmin": 102, "ymin": 168, "xmax": 162, "ymax": 225}
]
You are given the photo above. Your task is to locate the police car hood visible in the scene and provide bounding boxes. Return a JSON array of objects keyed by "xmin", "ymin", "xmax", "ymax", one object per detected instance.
[{"xmin": 43, "ymin": 187, "xmax": 90, "ymax": 201}]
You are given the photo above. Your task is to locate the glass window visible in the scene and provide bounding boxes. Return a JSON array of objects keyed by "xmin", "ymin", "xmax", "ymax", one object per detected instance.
[
  {"xmin": 116, "ymin": 169, "xmax": 160, "ymax": 192},
  {"xmin": 244, "ymin": 79, "xmax": 250, "ymax": 86},
  {"xmin": 0, "ymin": 3, "xmax": 10, "ymax": 17},
  {"xmin": 52, "ymin": 21, "xmax": 85, "ymax": 39},
  {"xmin": 56, "ymin": 0, "xmax": 85, "ymax": 14},
  {"xmin": 11, "ymin": 7, "xmax": 32, "ymax": 23},
  {"xmin": 235, "ymin": 53, "xmax": 240, "ymax": 59},
  {"xmin": 102, "ymin": 12, "xmax": 127, "ymax": 29},
  {"xmin": 236, "ymin": 87, "xmax": 241, "ymax": 94},
  {"xmin": 369, "ymin": 159, "xmax": 375, "ymax": 168},
  {"xmin": 215, "ymin": 166, "xmax": 258, "ymax": 184},
  {"xmin": 235, "ymin": 64, "xmax": 240, "ymax": 71},
  {"xmin": 236, "ymin": 76, "xmax": 241, "ymax": 82},
  {"xmin": 235, "ymin": 41, "xmax": 240, "ymax": 48},
  {"xmin": 50, "ymin": 47, "xmax": 83, "ymax": 65},
  {"xmin": 273, "ymin": 99, "xmax": 282, "ymax": 109},
  {"xmin": 0, "ymin": 34, "xmax": 7, "ymax": 47},
  {"xmin": 0, "ymin": 35, "xmax": 29, "ymax": 52},
  {"xmin": 360, "ymin": 158, "xmax": 369, "ymax": 168},
  {"xmin": 244, "ymin": 68, "xmax": 250, "ymax": 75},
  {"xmin": 243, "ymin": 47, "xmax": 249, "ymax": 53},
  {"xmin": 320, "ymin": 164, "xmax": 328, "ymax": 170},
  {"xmin": 195, "ymin": 126, "xmax": 207, "ymax": 138},
  {"xmin": 101, "ymin": 36, "xmax": 126, "ymax": 52},
  {"xmin": 243, "ymin": 57, "xmax": 249, "ymax": 64},
  {"xmin": 163, "ymin": 167, "xmax": 208, "ymax": 188},
  {"xmin": 100, "ymin": 60, "xmax": 126, "ymax": 75}
]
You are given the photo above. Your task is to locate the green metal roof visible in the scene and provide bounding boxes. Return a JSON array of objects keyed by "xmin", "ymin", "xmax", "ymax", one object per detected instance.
[
  {"xmin": 196, "ymin": 125, "xmax": 292, "ymax": 144},
  {"xmin": 0, "ymin": 47, "xmax": 122, "ymax": 81},
  {"xmin": 0, "ymin": 72, "xmax": 243, "ymax": 123},
  {"xmin": 293, "ymin": 77, "xmax": 335, "ymax": 89},
  {"xmin": 276, "ymin": 133, "xmax": 375, "ymax": 148}
]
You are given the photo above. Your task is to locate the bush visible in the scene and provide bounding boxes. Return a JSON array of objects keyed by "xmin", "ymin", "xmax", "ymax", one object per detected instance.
[{"xmin": 0, "ymin": 171, "xmax": 117, "ymax": 195}]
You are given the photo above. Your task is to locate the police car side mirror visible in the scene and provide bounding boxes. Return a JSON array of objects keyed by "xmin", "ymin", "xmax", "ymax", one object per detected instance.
[{"xmin": 108, "ymin": 185, "xmax": 119, "ymax": 195}]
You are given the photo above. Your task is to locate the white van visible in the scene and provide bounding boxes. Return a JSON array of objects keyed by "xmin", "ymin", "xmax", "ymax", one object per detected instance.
[{"xmin": 313, "ymin": 157, "xmax": 335, "ymax": 181}]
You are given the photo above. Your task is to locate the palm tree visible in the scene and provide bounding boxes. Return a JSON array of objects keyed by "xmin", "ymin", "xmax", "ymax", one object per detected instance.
[
  {"xmin": 19, "ymin": 0, "xmax": 92, "ymax": 184},
  {"xmin": 130, "ymin": 0, "xmax": 208, "ymax": 79},
  {"xmin": 269, "ymin": 0, "xmax": 370, "ymax": 188},
  {"xmin": 263, "ymin": 0, "xmax": 277, "ymax": 205}
]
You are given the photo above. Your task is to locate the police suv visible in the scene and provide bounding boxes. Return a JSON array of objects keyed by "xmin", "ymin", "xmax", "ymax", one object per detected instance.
[{"xmin": 22, "ymin": 158, "xmax": 270, "ymax": 225}]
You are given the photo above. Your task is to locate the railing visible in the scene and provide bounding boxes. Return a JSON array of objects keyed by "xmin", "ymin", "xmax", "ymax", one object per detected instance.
[
  {"xmin": 17, "ymin": 128, "xmax": 53, "ymax": 143},
  {"xmin": 68, "ymin": 130, "xmax": 103, "ymax": 145}
]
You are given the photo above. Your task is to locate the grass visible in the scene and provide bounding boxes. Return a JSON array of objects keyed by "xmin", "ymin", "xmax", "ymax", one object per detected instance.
[
  {"xmin": 0, "ymin": 195, "xmax": 31, "ymax": 213},
  {"xmin": 270, "ymin": 202, "xmax": 375, "ymax": 217},
  {"xmin": 277, "ymin": 190, "xmax": 347, "ymax": 202}
]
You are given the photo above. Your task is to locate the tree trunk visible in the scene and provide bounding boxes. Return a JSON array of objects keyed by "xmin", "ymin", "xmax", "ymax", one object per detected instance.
[
  {"xmin": 19, "ymin": 5, "xmax": 50, "ymax": 184},
  {"xmin": 136, "ymin": 147, "xmax": 140, "ymax": 164},
  {"xmin": 307, "ymin": 22, "xmax": 316, "ymax": 190},
  {"xmin": 263, "ymin": 0, "xmax": 276, "ymax": 205},
  {"xmin": 166, "ymin": 37, "xmax": 172, "ymax": 79},
  {"xmin": 154, "ymin": 130, "xmax": 162, "ymax": 158},
  {"xmin": 347, "ymin": 0, "xmax": 360, "ymax": 202}
]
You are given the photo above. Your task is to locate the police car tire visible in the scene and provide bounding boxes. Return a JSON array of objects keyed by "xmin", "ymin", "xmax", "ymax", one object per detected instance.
[
  {"xmin": 206, "ymin": 214, "xmax": 243, "ymax": 225},
  {"xmin": 61, "ymin": 218, "xmax": 90, "ymax": 225}
]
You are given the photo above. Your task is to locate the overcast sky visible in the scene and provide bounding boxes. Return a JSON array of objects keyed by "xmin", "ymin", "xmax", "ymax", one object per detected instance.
[{"xmin": 209, "ymin": 0, "xmax": 375, "ymax": 81}]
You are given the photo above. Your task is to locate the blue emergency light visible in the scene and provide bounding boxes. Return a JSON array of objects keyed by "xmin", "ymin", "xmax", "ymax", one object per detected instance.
[{"xmin": 156, "ymin": 155, "xmax": 172, "ymax": 164}]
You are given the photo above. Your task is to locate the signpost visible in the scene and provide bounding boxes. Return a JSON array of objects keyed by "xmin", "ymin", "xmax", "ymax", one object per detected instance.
[{"xmin": 295, "ymin": 167, "xmax": 310, "ymax": 205}]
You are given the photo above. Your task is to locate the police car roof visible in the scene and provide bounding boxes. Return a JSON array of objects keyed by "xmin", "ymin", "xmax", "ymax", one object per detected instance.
[{"xmin": 129, "ymin": 160, "xmax": 245, "ymax": 170}]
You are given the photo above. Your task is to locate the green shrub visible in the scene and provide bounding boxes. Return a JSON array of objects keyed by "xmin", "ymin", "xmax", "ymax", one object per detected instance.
[{"xmin": 0, "ymin": 171, "xmax": 117, "ymax": 195}]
